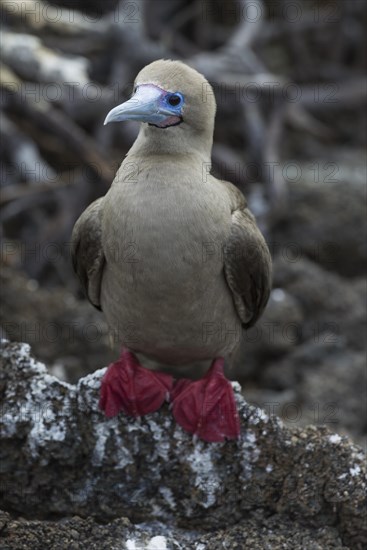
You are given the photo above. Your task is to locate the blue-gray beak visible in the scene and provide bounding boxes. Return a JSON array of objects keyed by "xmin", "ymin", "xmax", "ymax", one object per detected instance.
[{"xmin": 104, "ymin": 84, "xmax": 174, "ymax": 126}]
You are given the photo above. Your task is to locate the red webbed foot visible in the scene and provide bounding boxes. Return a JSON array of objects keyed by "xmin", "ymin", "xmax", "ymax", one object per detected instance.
[
  {"xmin": 171, "ymin": 358, "xmax": 240, "ymax": 442},
  {"xmin": 99, "ymin": 349, "xmax": 174, "ymax": 418}
]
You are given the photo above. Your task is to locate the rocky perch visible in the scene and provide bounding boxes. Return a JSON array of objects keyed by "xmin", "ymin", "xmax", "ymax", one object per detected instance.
[{"xmin": 0, "ymin": 340, "xmax": 366, "ymax": 549}]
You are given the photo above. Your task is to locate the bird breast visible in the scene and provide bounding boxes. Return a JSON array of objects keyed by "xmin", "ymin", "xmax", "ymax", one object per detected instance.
[{"xmin": 100, "ymin": 158, "xmax": 240, "ymax": 363}]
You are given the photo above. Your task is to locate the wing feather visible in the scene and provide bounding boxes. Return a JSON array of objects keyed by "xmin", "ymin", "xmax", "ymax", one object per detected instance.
[
  {"xmin": 221, "ymin": 181, "xmax": 272, "ymax": 329},
  {"xmin": 71, "ymin": 198, "xmax": 105, "ymax": 310}
]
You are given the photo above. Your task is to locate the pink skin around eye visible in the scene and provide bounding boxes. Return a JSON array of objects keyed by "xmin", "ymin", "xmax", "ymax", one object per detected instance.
[{"xmin": 155, "ymin": 115, "xmax": 182, "ymax": 128}]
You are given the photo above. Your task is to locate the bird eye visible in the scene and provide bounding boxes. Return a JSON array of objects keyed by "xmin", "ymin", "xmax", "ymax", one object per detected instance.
[{"xmin": 168, "ymin": 93, "xmax": 182, "ymax": 107}]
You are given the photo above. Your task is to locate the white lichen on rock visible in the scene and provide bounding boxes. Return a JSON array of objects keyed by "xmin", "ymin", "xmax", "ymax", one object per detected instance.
[
  {"xmin": 125, "ymin": 535, "xmax": 167, "ymax": 550},
  {"xmin": 146, "ymin": 416, "xmax": 173, "ymax": 462},
  {"xmin": 125, "ymin": 540, "xmax": 138, "ymax": 550},
  {"xmin": 240, "ymin": 429, "xmax": 260, "ymax": 481},
  {"xmin": 27, "ymin": 372, "xmax": 74, "ymax": 454},
  {"xmin": 250, "ymin": 407, "xmax": 270, "ymax": 425},
  {"xmin": 146, "ymin": 536, "xmax": 168, "ymax": 549},
  {"xmin": 1, "ymin": 343, "xmax": 76, "ymax": 458},
  {"xmin": 350, "ymin": 464, "xmax": 361, "ymax": 477},
  {"xmin": 92, "ymin": 418, "xmax": 134, "ymax": 469},
  {"xmin": 328, "ymin": 434, "xmax": 342, "ymax": 444},
  {"xmin": 186, "ymin": 442, "xmax": 222, "ymax": 508},
  {"xmin": 159, "ymin": 487, "xmax": 176, "ymax": 510},
  {"xmin": 78, "ymin": 367, "xmax": 106, "ymax": 396}
]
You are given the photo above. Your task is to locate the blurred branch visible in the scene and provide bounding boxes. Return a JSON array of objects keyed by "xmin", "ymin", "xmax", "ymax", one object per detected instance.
[
  {"xmin": 0, "ymin": 179, "xmax": 76, "ymax": 206},
  {"xmin": 263, "ymin": 102, "xmax": 288, "ymax": 222},
  {"xmin": 295, "ymin": 78, "xmax": 367, "ymax": 109},
  {"xmin": 1, "ymin": 30, "xmax": 90, "ymax": 85},
  {"xmin": 0, "ymin": 0, "xmax": 110, "ymax": 35},
  {"xmin": 1, "ymin": 72, "xmax": 113, "ymax": 185},
  {"xmin": 232, "ymin": 0, "xmax": 264, "ymax": 48}
]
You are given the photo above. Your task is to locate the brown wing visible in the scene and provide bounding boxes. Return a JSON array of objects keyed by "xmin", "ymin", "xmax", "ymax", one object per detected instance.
[
  {"xmin": 221, "ymin": 181, "xmax": 272, "ymax": 329},
  {"xmin": 71, "ymin": 197, "xmax": 105, "ymax": 310}
]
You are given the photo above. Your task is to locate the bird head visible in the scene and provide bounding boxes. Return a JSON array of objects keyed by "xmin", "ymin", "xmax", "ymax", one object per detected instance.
[{"xmin": 104, "ymin": 59, "xmax": 216, "ymax": 156}]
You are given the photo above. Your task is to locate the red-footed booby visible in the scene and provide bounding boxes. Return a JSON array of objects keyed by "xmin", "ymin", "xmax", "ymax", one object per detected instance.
[{"xmin": 71, "ymin": 59, "xmax": 272, "ymax": 442}]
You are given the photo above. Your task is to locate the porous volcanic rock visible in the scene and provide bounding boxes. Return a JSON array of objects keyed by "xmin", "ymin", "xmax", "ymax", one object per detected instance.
[{"xmin": 1, "ymin": 340, "xmax": 366, "ymax": 549}]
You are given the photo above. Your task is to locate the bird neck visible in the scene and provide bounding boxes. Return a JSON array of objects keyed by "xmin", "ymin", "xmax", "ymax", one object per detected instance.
[{"xmin": 127, "ymin": 123, "xmax": 213, "ymax": 163}]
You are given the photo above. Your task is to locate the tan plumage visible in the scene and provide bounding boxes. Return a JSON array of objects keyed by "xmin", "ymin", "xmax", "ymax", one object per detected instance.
[{"xmin": 71, "ymin": 59, "xmax": 272, "ymax": 377}]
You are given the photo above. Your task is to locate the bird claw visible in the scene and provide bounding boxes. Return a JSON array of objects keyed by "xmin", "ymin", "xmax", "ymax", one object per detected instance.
[
  {"xmin": 171, "ymin": 358, "xmax": 241, "ymax": 443},
  {"xmin": 99, "ymin": 352, "xmax": 240, "ymax": 443},
  {"xmin": 99, "ymin": 349, "xmax": 174, "ymax": 418}
]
